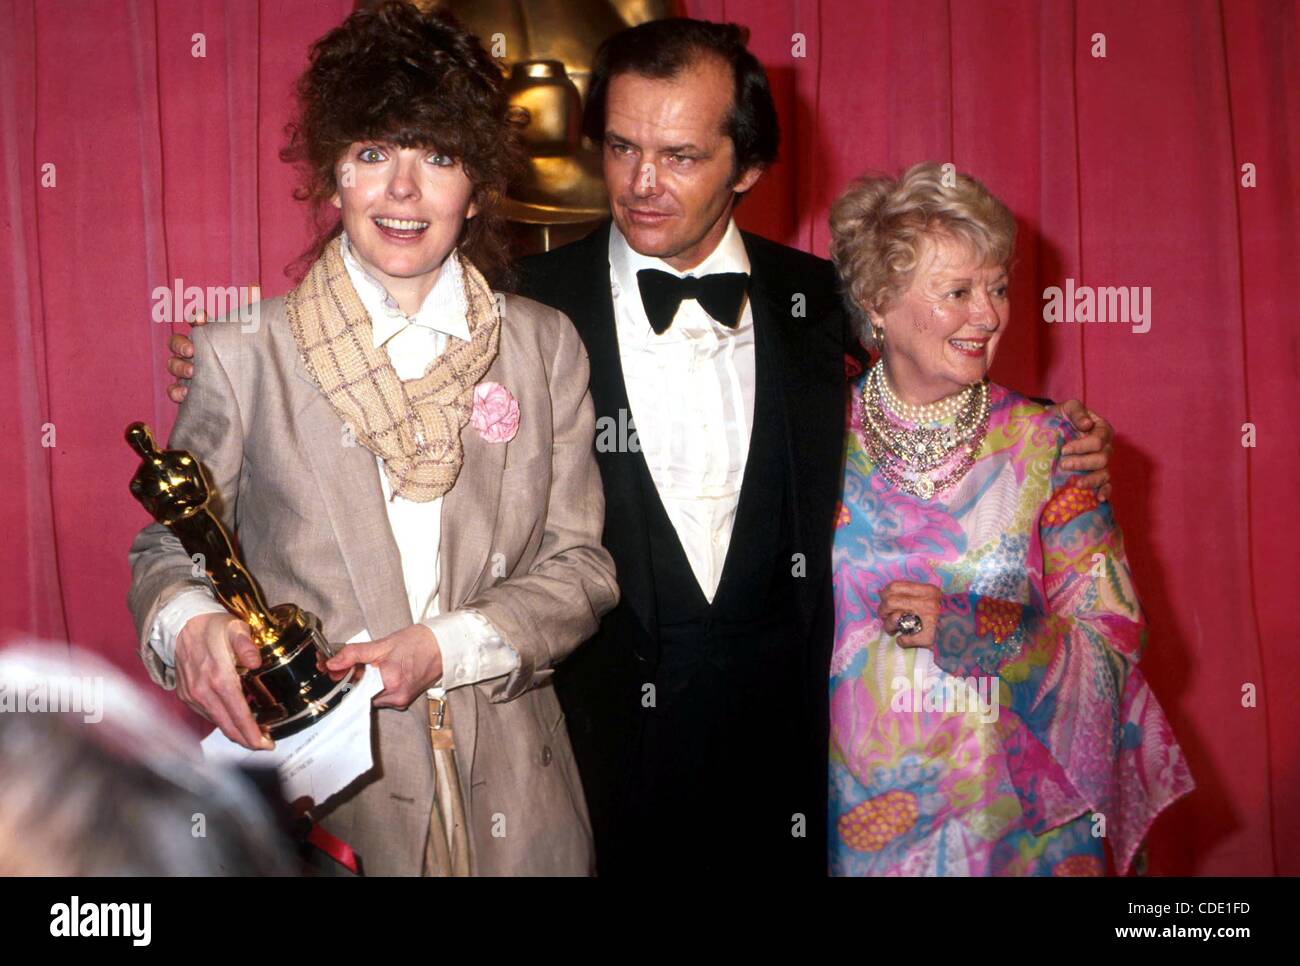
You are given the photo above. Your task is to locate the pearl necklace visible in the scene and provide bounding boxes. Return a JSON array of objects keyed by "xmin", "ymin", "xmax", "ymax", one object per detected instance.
[
  {"xmin": 877, "ymin": 367, "xmax": 969, "ymax": 424},
  {"xmin": 859, "ymin": 362, "xmax": 990, "ymax": 500}
]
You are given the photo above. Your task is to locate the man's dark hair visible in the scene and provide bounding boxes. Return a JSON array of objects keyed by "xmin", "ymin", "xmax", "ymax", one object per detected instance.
[{"xmin": 582, "ymin": 18, "xmax": 780, "ymax": 184}]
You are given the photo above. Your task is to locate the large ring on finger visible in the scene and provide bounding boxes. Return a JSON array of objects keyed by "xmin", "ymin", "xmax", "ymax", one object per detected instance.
[{"xmin": 896, "ymin": 612, "xmax": 923, "ymax": 636}]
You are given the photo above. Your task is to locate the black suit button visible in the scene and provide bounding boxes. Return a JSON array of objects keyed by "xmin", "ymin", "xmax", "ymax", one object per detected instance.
[{"xmin": 541, "ymin": 745, "xmax": 553, "ymax": 766}]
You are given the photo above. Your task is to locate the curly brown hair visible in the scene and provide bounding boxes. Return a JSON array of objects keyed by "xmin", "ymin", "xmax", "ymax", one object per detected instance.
[{"xmin": 281, "ymin": 1, "xmax": 522, "ymax": 285}]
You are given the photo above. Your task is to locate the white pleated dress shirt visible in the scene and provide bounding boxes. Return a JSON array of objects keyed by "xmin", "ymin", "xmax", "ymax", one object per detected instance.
[
  {"xmin": 608, "ymin": 219, "xmax": 756, "ymax": 602},
  {"xmin": 149, "ymin": 233, "xmax": 519, "ymax": 690}
]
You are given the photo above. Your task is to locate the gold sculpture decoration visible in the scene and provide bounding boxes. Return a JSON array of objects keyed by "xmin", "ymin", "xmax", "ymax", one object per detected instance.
[
  {"xmin": 411, "ymin": 0, "xmax": 673, "ymax": 250},
  {"xmin": 126, "ymin": 423, "xmax": 355, "ymax": 739},
  {"xmin": 500, "ymin": 59, "xmax": 608, "ymax": 227}
]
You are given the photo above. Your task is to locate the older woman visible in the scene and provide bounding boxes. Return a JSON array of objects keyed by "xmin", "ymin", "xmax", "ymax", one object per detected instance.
[
  {"xmin": 825, "ymin": 163, "xmax": 1192, "ymax": 876},
  {"xmin": 128, "ymin": 2, "xmax": 618, "ymax": 875}
]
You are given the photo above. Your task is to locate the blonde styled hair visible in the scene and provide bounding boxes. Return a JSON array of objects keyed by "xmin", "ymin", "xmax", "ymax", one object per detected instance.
[{"xmin": 828, "ymin": 162, "xmax": 1017, "ymax": 348}]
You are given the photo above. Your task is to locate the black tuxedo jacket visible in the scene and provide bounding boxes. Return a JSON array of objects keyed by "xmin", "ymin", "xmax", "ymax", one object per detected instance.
[{"xmin": 513, "ymin": 221, "xmax": 847, "ymax": 874}]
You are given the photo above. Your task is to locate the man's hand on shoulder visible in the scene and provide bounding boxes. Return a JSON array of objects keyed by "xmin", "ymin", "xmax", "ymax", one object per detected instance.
[
  {"xmin": 166, "ymin": 309, "xmax": 208, "ymax": 403},
  {"xmin": 1051, "ymin": 398, "xmax": 1114, "ymax": 502}
]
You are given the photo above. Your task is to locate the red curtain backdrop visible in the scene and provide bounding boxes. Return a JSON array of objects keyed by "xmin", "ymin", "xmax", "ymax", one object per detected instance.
[{"xmin": 1, "ymin": 0, "xmax": 1295, "ymax": 876}]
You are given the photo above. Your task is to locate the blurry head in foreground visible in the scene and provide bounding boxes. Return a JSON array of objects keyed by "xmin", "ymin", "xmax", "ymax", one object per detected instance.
[{"xmin": 0, "ymin": 644, "xmax": 297, "ymax": 876}]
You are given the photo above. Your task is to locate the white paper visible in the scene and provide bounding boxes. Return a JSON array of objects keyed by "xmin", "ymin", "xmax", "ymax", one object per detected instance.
[{"xmin": 200, "ymin": 664, "xmax": 383, "ymax": 809}]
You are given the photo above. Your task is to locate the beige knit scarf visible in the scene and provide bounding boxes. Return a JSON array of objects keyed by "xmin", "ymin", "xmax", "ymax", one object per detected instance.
[{"xmin": 286, "ymin": 236, "xmax": 500, "ymax": 502}]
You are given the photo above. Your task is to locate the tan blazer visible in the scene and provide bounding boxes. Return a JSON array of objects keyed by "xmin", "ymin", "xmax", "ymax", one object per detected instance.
[{"xmin": 128, "ymin": 289, "xmax": 619, "ymax": 876}]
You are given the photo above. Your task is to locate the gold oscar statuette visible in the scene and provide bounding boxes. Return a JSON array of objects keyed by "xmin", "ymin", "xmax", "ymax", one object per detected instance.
[{"xmin": 126, "ymin": 422, "xmax": 355, "ymax": 739}]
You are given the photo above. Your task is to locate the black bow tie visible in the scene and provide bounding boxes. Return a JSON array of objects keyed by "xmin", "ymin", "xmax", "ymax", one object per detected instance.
[{"xmin": 635, "ymin": 268, "xmax": 750, "ymax": 335}]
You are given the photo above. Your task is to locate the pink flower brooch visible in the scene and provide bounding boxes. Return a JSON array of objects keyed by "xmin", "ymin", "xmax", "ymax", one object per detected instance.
[{"xmin": 471, "ymin": 382, "xmax": 520, "ymax": 443}]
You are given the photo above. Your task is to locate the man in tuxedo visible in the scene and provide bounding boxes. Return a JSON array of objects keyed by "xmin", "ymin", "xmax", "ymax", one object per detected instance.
[
  {"xmin": 167, "ymin": 17, "xmax": 1113, "ymax": 876},
  {"xmin": 513, "ymin": 22, "xmax": 846, "ymax": 876}
]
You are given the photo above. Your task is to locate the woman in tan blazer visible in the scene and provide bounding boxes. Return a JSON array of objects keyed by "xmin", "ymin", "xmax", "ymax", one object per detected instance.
[{"xmin": 128, "ymin": 2, "xmax": 617, "ymax": 876}]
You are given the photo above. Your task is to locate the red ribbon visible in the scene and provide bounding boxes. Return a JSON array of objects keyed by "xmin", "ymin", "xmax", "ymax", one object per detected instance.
[{"xmin": 306, "ymin": 822, "xmax": 360, "ymax": 875}]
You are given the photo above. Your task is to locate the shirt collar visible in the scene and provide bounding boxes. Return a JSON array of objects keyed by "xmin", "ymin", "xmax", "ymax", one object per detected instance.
[
  {"xmin": 609, "ymin": 216, "xmax": 750, "ymax": 286},
  {"xmin": 339, "ymin": 231, "xmax": 473, "ymax": 350},
  {"xmin": 608, "ymin": 218, "xmax": 751, "ymax": 339}
]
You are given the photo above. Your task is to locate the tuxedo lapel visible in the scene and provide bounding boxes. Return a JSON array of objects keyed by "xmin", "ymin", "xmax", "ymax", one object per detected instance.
[
  {"xmin": 744, "ymin": 237, "xmax": 845, "ymax": 633},
  {"xmin": 709, "ymin": 276, "xmax": 784, "ymax": 606},
  {"xmin": 559, "ymin": 226, "xmax": 659, "ymax": 647}
]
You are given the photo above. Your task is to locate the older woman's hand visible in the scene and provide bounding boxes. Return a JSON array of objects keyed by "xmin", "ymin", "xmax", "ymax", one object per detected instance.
[{"xmin": 879, "ymin": 581, "xmax": 942, "ymax": 649}]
